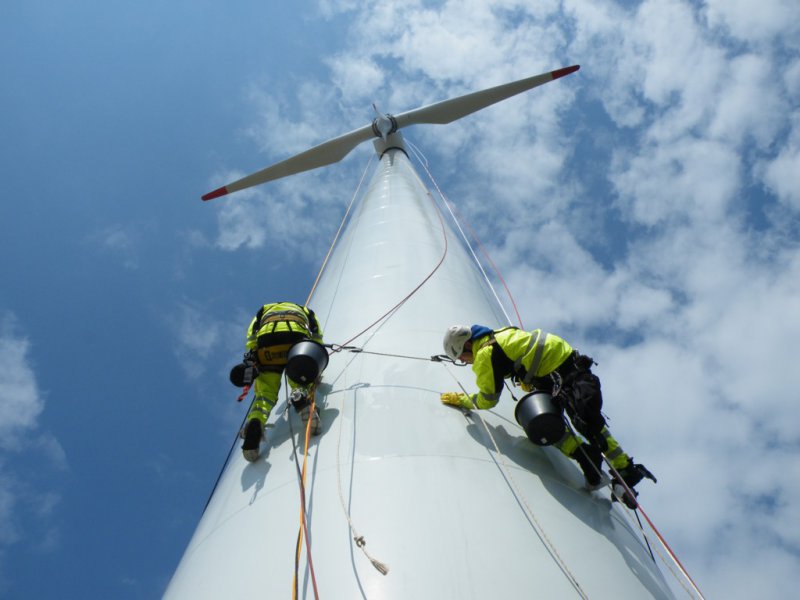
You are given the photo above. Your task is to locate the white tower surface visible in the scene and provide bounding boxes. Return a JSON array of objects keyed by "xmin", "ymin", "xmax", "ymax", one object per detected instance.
[{"xmin": 166, "ymin": 138, "xmax": 678, "ymax": 598}]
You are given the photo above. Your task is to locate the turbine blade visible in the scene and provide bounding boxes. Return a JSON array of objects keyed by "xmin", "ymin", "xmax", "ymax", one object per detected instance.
[
  {"xmin": 202, "ymin": 123, "xmax": 375, "ymax": 200},
  {"xmin": 201, "ymin": 65, "xmax": 579, "ymax": 200},
  {"xmin": 393, "ymin": 65, "xmax": 579, "ymax": 129}
]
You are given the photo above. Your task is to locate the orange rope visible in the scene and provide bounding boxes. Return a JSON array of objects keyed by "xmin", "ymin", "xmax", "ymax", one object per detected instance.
[
  {"xmin": 288, "ymin": 151, "xmax": 451, "ymax": 590},
  {"xmin": 291, "ymin": 157, "xmax": 376, "ymax": 597},
  {"xmin": 292, "ymin": 389, "xmax": 320, "ymax": 599}
]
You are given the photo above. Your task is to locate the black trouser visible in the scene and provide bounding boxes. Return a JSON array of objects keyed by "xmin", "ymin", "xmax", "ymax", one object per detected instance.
[{"xmin": 556, "ymin": 353, "xmax": 607, "ymax": 450}]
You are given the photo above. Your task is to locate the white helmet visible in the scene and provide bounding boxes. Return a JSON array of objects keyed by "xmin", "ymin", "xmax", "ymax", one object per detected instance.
[{"xmin": 443, "ymin": 325, "xmax": 471, "ymax": 360}]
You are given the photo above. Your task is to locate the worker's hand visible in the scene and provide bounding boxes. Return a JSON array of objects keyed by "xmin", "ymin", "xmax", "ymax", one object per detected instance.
[
  {"xmin": 440, "ymin": 392, "xmax": 461, "ymax": 406},
  {"xmin": 519, "ymin": 381, "xmax": 533, "ymax": 392},
  {"xmin": 440, "ymin": 392, "xmax": 474, "ymax": 410}
]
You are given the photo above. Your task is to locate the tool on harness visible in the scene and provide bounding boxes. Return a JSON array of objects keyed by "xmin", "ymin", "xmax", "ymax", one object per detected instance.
[
  {"xmin": 513, "ymin": 391, "xmax": 565, "ymax": 446},
  {"xmin": 290, "ymin": 388, "xmax": 311, "ymax": 411},
  {"xmin": 229, "ymin": 353, "xmax": 260, "ymax": 387},
  {"xmin": 286, "ymin": 340, "xmax": 329, "ymax": 385}
]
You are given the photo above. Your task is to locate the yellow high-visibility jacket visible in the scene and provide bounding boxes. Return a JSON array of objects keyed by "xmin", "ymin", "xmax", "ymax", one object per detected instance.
[
  {"xmin": 468, "ymin": 327, "xmax": 573, "ymax": 409},
  {"xmin": 246, "ymin": 302, "xmax": 323, "ymax": 351}
]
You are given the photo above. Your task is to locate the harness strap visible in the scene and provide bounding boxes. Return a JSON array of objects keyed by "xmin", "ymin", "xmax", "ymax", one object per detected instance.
[
  {"xmin": 260, "ymin": 308, "xmax": 309, "ymax": 336},
  {"xmin": 261, "ymin": 310, "xmax": 308, "ymax": 326}
]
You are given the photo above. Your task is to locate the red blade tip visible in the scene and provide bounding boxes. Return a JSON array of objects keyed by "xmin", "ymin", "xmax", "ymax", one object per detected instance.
[
  {"xmin": 201, "ymin": 186, "xmax": 229, "ymax": 201},
  {"xmin": 551, "ymin": 65, "xmax": 580, "ymax": 80}
]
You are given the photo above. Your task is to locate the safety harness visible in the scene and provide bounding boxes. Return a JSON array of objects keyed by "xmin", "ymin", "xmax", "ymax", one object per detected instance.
[{"xmin": 253, "ymin": 305, "xmax": 313, "ymax": 370}]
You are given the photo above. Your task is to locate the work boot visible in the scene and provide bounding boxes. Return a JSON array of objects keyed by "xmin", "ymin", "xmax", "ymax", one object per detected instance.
[
  {"xmin": 300, "ymin": 406, "xmax": 322, "ymax": 436},
  {"xmin": 241, "ymin": 419, "xmax": 263, "ymax": 462},
  {"xmin": 572, "ymin": 443, "xmax": 604, "ymax": 488},
  {"xmin": 611, "ymin": 460, "xmax": 656, "ymax": 509}
]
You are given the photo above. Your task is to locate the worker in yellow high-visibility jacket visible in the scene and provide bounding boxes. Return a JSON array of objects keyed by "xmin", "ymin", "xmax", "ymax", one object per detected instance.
[
  {"xmin": 229, "ymin": 302, "xmax": 324, "ymax": 462},
  {"xmin": 441, "ymin": 324, "xmax": 654, "ymax": 507}
]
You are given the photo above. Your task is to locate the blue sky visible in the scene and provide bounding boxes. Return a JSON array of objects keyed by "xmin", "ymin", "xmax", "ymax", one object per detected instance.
[{"xmin": 2, "ymin": 0, "xmax": 799, "ymax": 598}]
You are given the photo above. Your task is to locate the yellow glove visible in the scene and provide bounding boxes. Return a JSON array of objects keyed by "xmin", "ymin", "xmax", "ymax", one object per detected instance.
[
  {"xmin": 440, "ymin": 392, "xmax": 474, "ymax": 410},
  {"xmin": 519, "ymin": 381, "xmax": 533, "ymax": 392}
]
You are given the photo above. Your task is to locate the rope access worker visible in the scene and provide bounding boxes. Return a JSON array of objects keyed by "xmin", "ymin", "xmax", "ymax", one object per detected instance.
[
  {"xmin": 229, "ymin": 302, "xmax": 326, "ymax": 462},
  {"xmin": 441, "ymin": 324, "xmax": 655, "ymax": 508}
]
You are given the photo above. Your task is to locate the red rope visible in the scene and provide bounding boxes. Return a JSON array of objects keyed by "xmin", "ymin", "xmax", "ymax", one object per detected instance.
[
  {"xmin": 447, "ymin": 199, "xmax": 525, "ymax": 329},
  {"xmin": 606, "ymin": 462, "xmax": 706, "ymax": 599},
  {"xmin": 324, "ymin": 158, "xmax": 451, "ymax": 350},
  {"xmin": 236, "ymin": 384, "xmax": 250, "ymax": 402},
  {"xmin": 411, "ymin": 147, "xmax": 524, "ymax": 329}
]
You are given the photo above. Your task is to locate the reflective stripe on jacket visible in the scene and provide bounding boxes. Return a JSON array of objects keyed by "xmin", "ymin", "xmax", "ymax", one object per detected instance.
[
  {"xmin": 246, "ymin": 302, "xmax": 323, "ymax": 350},
  {"xmin": 469, "ymin": 327, "xmax": 573, "ymax": 409}
]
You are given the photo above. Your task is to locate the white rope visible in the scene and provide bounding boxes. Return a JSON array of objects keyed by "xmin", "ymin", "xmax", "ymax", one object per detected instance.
[
  {"xmin": 318, "ymin": 156, "xmax": 390, "ymax": 576},
  {"xmin": 335, "ymin": 382, "xmax": 389, "ymax": 575},
  {"xmin": 406, "ymin": 140, "xmax": 514, "ymax": 327},
  {"xmin": 443, "ymin": 364, "xmax": 588, "ymax": 599}
]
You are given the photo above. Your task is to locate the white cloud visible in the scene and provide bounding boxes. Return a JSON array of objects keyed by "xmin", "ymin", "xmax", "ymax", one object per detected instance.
[
  {"xmin": 213, "ymin": 184, "xmax": 270, "ymax": 251},
  {"xmin": 707, "ymin": 53, "xmax": 786, "ymax": 149},
  {"xmin": 87, "ymin": 226, "xmax": 141, "ymax": 270},
  {"xmin": 703, "ymin": 0, "xmax": 800, "ymax": 45},
  {"xmin": 210, "ymin": 170, "xmax": 349, "ymax": 263},
  {"xmin": 169, "ymin": 301, "xmax": 256, "ymax": 383},
  {"xmin": 761, "ymin": 114, "xmax": 800, "ymax": 210},
  {"xmin": 0, "ymin": 318, "xmax": 43, "ymax": 448},
  {"xmin": 171, "ymin": 302, "xmax": 223, "ymax": 369},
  {"xmin": 0, "ymin": 314, "xmax": 62, "ymax": 567},
  {"xmin": 612, "ymin": 136, "xmax": 741, "ymax": 226},
  {"xmin": 243, "ymin": 81, "xmax": 344, "ymax": 157},
  {"xmin": 327, "ymin": 55, "xmax": 386, "ymax": 100},
  {"xmin": 0, "ymin": 474, "xmax": 19, "ymax": 546}
]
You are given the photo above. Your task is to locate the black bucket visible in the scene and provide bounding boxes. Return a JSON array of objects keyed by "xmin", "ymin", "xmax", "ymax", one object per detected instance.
[
  {"xmin": 514, "ymin": 392, "xmax": 565, "ymax": 446},
  {"xmin": 286, "ymin": 340, "xmax": 329, "ymax": 385}
]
